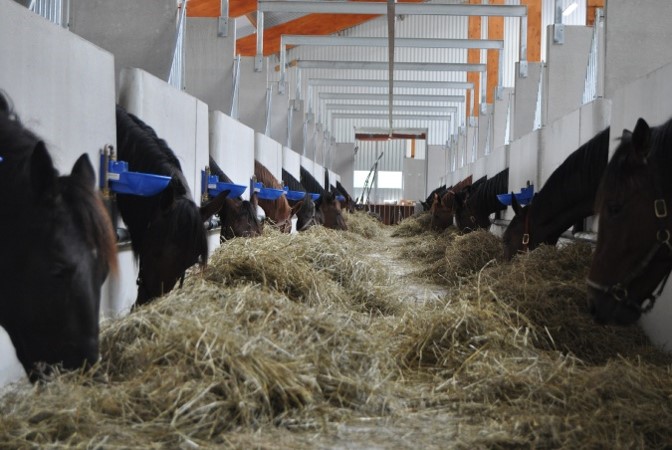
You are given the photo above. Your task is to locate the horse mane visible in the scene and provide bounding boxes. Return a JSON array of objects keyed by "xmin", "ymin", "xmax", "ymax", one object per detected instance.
[
  {"xmin": 209, "ymin": 155, "xmax": 234, "ymax": 184},
  {"xmin": 472, "ymin": 169, "xmax": 508, "ymax": 214},
  {"xmin": 336, "ymin": 181, "xmax": 353, "ymax": 200},
  {"xmin": 300, "ymin": 166, "xmax": 326, "ymax": 195},
  {"xmin": 282, "ymin": 168, "xmax": 305, "ymax": 192},
  {"xmin": 0, "ymin": 95, "xmax": 116, "ymax": 273},
  {"xmin": 535, "ymin": 126, "xmax": 609, "ymax": 220},
  {"xmin": 254, "ymin": 160, "xmax": 283, "ymax": 189},
  {"xmin": 115, "ymin": 105, "xmax": 190, "ymax": 198},
  {"xmin": 424, "ymin": 184, "xmax": 447, "ymax": 209},
  {"xmin": 255, "ymin": 160, "xmax": 291, "ymax": 229}
]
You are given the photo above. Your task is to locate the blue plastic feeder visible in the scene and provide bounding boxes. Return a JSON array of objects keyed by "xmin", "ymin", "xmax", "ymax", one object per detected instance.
[
  {"xmin": 284, "ymin": 187, "xmax": 308, "ymax": 202},
  {"xmin": 496, "ymin": 184, "xmax": 535, "ymax": 206},
  {"xmin": 206, "ymin": 175, "xmax": 246, "ymax": 198},
  {"xmin": 254, "ymin": 182, "xmax": 285, "ymax": 200},
  {"xmin": 106, "ymin": 160, "xmax": 171, "ymax": 196},
  {"xmin": 336, "ymin": 195, "xmax": 346, "ymax": 203}
]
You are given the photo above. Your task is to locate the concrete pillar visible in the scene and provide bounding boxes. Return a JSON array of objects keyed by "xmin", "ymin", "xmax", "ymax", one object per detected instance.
[
  {"xmin": 513, "ymin": 62, "xmax": 542, "ymax": 140},
  {"xmin": 185, "ymin": 18, "xmax": 235, "ymax": 116},
  {"xmin": 604, "ymin": 0, "xmax": 672, "ymax": 99},
  {"xmin": 494, "ymin": 87, "xmax": 513, "ymax": 148},
  {"xmin": 544, "ymin": 25, "xmax": 593, "ymax": 124},
  {"xmin": 426, "ymin": 145, "xmax": 447, "ymax": 193},
  {"xmin": 69, "ymin": 0, "xmax": 177, "ymax": 84},
  {"xmin": 332, "ymin": 142, "xmax": 355, "ymax": 195},
  {"xmin": 238, "ymin": 57, "xmax": 269, "ymax": 134}
]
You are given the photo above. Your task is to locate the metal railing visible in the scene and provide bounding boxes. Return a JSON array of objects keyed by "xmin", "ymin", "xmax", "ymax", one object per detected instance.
[
  {"xmin": 582, "ymin": 8, "xmax": 604, "ymax": 105},
  {"xmin": 533, "ymin": 64, "xmax": 544, "ymax": 130},
  {"xmin": 231, "ymin": 55, "xmax": 241, "ymax": 119},
  {"xmin": 168, "ymin": 0, "xmax": 188, "ymax": 91},
  {"xmin": 28, "ymin": 0, "xmax": 70, "ymax": 28}
]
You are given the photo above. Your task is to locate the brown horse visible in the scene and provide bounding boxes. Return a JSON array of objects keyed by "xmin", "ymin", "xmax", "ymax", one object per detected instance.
[
  {"xmin": 254, "ymin": 160, "xmax": 292, "ymax": 233},
  {"xmin": 317, "ymin": 191, "xmax": 348, "ymax": 230},
  {"xmin": 430, "ymin": 175, "xmax": 473, "ymax": 231}
]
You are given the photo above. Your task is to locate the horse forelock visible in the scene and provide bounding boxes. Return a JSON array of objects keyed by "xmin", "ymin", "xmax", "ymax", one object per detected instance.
[{"xmin": 168, "ymin": 197, "xmax": 209, "ymax": 264}]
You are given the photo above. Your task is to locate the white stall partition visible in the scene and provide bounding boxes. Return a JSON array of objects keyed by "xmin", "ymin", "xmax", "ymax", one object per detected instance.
[
  {"xmin": 118, "ymin": 67, "xmax": 210, "ymax": 206},
  {"xmin": 210, "ymin": 111, "xmax": 255, "ymax": 201},
  {"xmin": 506, "ymin": 131, "xmax": 539, "ymax": 220},
  {"xmin": 254, "ymin": 132, "xmax": 283, "ymax": 182},
  {"xmin": 283, "ymin": 147, "xmax": 302, "ymax": 186},
  {"xmin": 313, "ymin": 161, "xmax": 326, "ymax": 188},
  {"xmin": 0, "ymin": 0, "xmax": 117, "ymax": 387}
]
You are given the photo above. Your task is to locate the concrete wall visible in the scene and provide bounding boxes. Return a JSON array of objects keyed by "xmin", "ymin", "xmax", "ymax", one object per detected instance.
[
  {"xmin": 544, "ymin": 25, "xmax": 594, "ymax": 124},
  {"xmin": 0, "ymin": 0, "xmax": 118, "ymax": 386},
  {"xmin": 513, "ymin": 62, "xmax": 543, "ymax": 140},
  {"xmin": 283, "ymin": 147, "xmax": 302, "ymax": 183},
  {"xmin": 118, "ymin": 68, "xmax": 210, "ymax": 207},
  {"xmin": 332, "ymin": 142, "xmax": 355, "ymax": 195},
  {"xmin": 255, "ymin": 132, "xmax": 283, "ymax": 182},
  {"xmin": 69, "ymin": 0, "xmax": 177, "ymax": 84},
  {"xmin": 209, "ymin": 111, "xmax": 255, "ymax": 201},
  {"xmin": 494, "ymin": 88, "xmax": 514, "ymax": 149},
  {"xmin": 314, "ymin": 161, "xmax": 326, "ymax": 188},
  {"xmin": 185, "ymin": 18, "xmax": 235, "ymax": 117},
  {"xmin": 402, "ymin": 157, "xmax": 426, "ymax": 202},
  {"xmin": 426, "ymin": 145, "xmax": 448, "ymax": 193},
  {"xmin": 506, "ymin": 131, "xmax": 539, "ymax": 221},
  {"xmin": 604, "ymin": 0, "xmax": 672, "ymax": 99},
  {"xmin": 238, "ymin": 57, "xmax": 270, "ymax": 135}
]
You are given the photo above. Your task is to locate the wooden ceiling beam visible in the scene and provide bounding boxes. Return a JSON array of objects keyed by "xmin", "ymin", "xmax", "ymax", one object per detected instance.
[{"xmin": 188, "ymin": 0, "xmax": 257, "ymax": 18}]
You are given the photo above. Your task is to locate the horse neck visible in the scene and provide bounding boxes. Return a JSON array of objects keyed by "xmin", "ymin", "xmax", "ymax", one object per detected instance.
[{"xmin": 473, "ymin": 172, "xmax": 508, "ymax": 217}]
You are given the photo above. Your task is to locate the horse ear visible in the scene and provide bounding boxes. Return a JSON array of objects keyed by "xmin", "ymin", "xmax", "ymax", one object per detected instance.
[
  {"xmin": 200, "ymin": 189, "xmax": 230, "ymax": 221},
  {"xmin": 70, "ymin": 154, "xmax": 96, "ymax": 188},
  {"xmin": 631, "ymin": 118, "xmax": 652, "ymax": 160},
  {"xmin": 291, "ymin": 199, "xmax": 304, "ymax": 216},
  {"xmin": 30, "ymin": 141, "xmax": 58, "ymax": 197},
  {"xmin": 510, "ymin": 192, "xmax": 523, "ymax": 215}
]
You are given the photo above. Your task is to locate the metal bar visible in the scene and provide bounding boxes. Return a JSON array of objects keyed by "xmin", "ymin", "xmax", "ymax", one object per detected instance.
[
  {"xmin": 297, "ymin": 60, "xmax": 486, "ymax": 72},
  {"xmin": 332, "ymin": 113, "xmax": 454, "ymax": 121},
  {"xmin": 319, "ymin": 93, "xmax": 464, "ymax": 102},
  {"xmin": 326, "ymin": 104, "xmax": 457, "ymax": 113},
  {"xmin": 231, "ymin": 55, "xmax": 241, "ymax": 119},
  {"xmin": 283, "ymin": 35, "xmax": 504, "ymax": 49},
  {"xmin": 265, "ymin": 86, "xmax": 273, "ymax": 135},
  {"xmin": 308, "ymin": 78, "xmax": 474, "ymax": 90},
  {"xmin": 387, "ymin": 0, "xmax": 395, "ymax": 135},
  {"xmin": 255, "ymin": 11, "xmax": 264, "ymax": 71},
  {"xmin": 218, "ymin": 0, "xmax": 228, "ymax": 37},
  {"xmin": 259, "ymin": 1, "xmax": 527, "ymax": 16}
]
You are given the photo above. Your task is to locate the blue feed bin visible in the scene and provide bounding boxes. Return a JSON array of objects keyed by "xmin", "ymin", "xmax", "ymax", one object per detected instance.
[
  {"xmin": 206, "ymin": 175, "xmax": 247, "ymax": 198},
  {"xmin": 496, "ymin": 184, "xmax": 534, "ymax": 206},
  {"xmin": 255, "ymin": 182, "xmax": 285, "ymax": 200},
  {"xmin": 107, "ymin": 160, "xmax": 171, "ymax": 196}
]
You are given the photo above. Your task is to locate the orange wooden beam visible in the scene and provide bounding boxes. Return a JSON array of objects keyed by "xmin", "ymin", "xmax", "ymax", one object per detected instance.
[
  {"xmin": 520, "ymin": 0, "xmax": 541, "ymax": 63},
  {"xmin": 466, "ymin": 0, "xmax": 481, "ymax": 118},
  {"xmin": 486, "ymin": 0, "xmax": 504, "ymax": 105},
  {"xmin": 188, "ymin": 0, "xmax": 257, "ymax": 18},
  {"xmin": 587, "ymin": 0, "xmax": 605, "ymax": 26}
]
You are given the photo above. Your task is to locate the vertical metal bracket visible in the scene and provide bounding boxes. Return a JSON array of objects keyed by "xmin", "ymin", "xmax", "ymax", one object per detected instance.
[
  {"xmin": 218, "ymin": 0, "xmax": 229, "ymax": 37},
  {"xmin": 553, "ymin": 24, "xmax": 565, "ymax": 44}
]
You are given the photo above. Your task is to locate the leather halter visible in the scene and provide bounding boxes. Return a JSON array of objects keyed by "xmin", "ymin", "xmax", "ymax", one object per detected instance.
[
  {"xmin": 586, "ymin": 195, "xmax": 672, "ymax": 314},
  {"xmin": 521, "ymin": 208, "xmax": 530, "ymax": 252}
]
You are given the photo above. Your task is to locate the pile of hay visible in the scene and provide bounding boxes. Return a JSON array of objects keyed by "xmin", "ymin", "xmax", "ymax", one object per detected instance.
[
  {"xmin": 343, "ymin": 209, "xmax": 385, "ymax": 239},
  {"xmin": 390, "ymin": 211, "xmax": 432, "ymax": 237}
]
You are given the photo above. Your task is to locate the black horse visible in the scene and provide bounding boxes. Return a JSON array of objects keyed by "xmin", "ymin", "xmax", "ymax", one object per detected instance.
[
  {"xmin": 588, "ymin": 118, "xmax": 672, "ymax": 325},
  {"xmin": 0, "ymin": 93, "xmax": 117, "ymax": 381},
  {"xmin": 209, "ymin": 156, "xmax": 262, "ymax": 241},
  {"xmin": 300, "ymin": 165, "xmax": 347, "ymax": 230},
  {"xmin": 115, "ymin": 105, "xmax": 228, "ymax": 306},
  {"xmin": 422, "ymin": 184, "xmax": 448, "ymax": 211},
  {"xmin": 502, "ymin": 127, "xmax": 609, "ymax": 260},
  {"xmin": 454, "ymin": 174, "xmax": 501, "ymax": 233},
  {"xmin": 283, "ymin": 168, "xmax": 318, "ymax": 232}
]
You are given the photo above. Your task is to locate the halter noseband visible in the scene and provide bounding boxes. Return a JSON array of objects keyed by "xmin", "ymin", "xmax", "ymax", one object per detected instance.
[
  {"xmin": 521, "ymin": 207, "xmax": 530, "ymax": 252},
  {"xmin": 586, "ymin": 195, "xmax": 672, "ymax": 314}
]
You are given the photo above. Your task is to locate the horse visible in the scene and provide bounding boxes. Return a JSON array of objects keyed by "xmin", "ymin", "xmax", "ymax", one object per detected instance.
[
  {"xmin": 282, "ymin": 168, "xmax": 318, "ymax": 232},
  {"xmin": 336, "ymin": 181, "xmax": 356, "ymax": 213},
  {"xmin": 502, "ymin": 127, "xmax": 609, "ymax": 260},
  {"xmin": 430, "ymin": 175, "xmax": 473, "ymax": 231},
  {"xmin": 587, "ymin": 118, "xmax": 672, "ymax": 325},
  {"xmin": 422, "ymin": 184, "xmax": 448, "ymax": 211},
  {"xmin": 300, "ymin": 165, "xmax": 347, "ymax": 230},
  {"xmin": 0, "ymin": 93, "xmax": 117, "ymax": 381},
  {"xmin": 115, "ymin": 105, "xmax": 229, "ymax": 306},
  {"xmin": 209, "ymin": 156, "xmax": 262, "ymax": 241},
  {"xmin": 254, "ymin": 160, "xmax": 292, "ymax": 233},
  {"xmin": 454, "ymin": 173, "xmax": 505, "ymax": 233}
]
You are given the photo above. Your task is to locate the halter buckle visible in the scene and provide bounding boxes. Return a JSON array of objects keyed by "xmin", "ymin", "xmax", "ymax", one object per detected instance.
[
  {"xmin": 470, "ymin": 215, "xmax": 476, "ymax": 224},
  {"xmin": 522, "ymin": 233, "xmax": 530, "ymax": 246},
  {"xmin": 610, "ymin": 284, "xmax": 628, "ymax": 302},
  {"xmin": 657, "ymin": 229, "xmax": 671, "ymax": 247},
  {"xmin": 640, "ymin": 297, "xmax": 655, "ymax": 313},
  {"xmin": 655, "ymin": 199, "xmax": 668, "ymax": 218}
]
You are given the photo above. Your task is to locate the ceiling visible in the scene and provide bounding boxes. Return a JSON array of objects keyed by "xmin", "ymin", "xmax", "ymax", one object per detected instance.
[{"xmin": 187, "ymin": 0, "xmax": 424, "ymax": 56}]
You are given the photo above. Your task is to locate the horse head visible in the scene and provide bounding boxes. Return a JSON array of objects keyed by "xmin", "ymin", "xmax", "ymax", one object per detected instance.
[
  {"xmin": 503, "ymin": 194, "xmax": 534, "ymax": 260},
  {"xmin": 430, "ymin": 190, "xmax": 455, "ymax": 231},
  {"xmin": 0, "ymin": 101, "xmax": 116, "ymax": 380},
  {"xmin": 291, "ymin": 192, "xmax": 318, "ymax": 231},
  {"xmin": 587, "ymin": 118, "xmax": 672, "ymax": 325},
  {"xmin": 453, "ymin": 185, "xmax": 486, "ymax": 232},
  {"xmin": 318, "ymin": 192, "xmax": 348, "ymax": 230},
  {"xmin": 219, "ymin": 192, "xmax": 263, "ymax": 240}
]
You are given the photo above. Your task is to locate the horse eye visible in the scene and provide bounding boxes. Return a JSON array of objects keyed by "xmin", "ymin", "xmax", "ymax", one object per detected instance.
[{"xmin": 607, "ymin": 201, "xmax": 622, "ymax": 216}]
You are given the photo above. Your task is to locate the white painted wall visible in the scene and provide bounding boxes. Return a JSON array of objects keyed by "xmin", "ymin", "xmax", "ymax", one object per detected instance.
[
  {"xmin": 283, "ymin": 147, "xmax": 302, "ymax": 183},
  {"xmin": 209, "ymin": 111, "xmax": 255, "ymax": 201},
  {"xmin": 255, "ymin": 132, "xmax": 283, "ymax": 182}
]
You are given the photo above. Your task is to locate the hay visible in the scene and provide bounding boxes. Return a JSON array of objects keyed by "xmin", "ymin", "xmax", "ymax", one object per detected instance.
[
  {"xmin": 343, "ymin": 210, "xmax": 384, "ymax": 239},
  {"xmin": 3, "ymin": 222, "xmax": 672, "ymax": 449},
  {"xmin": 390, "ymin": 211, "xmax": 432, "ymax": 237}
]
